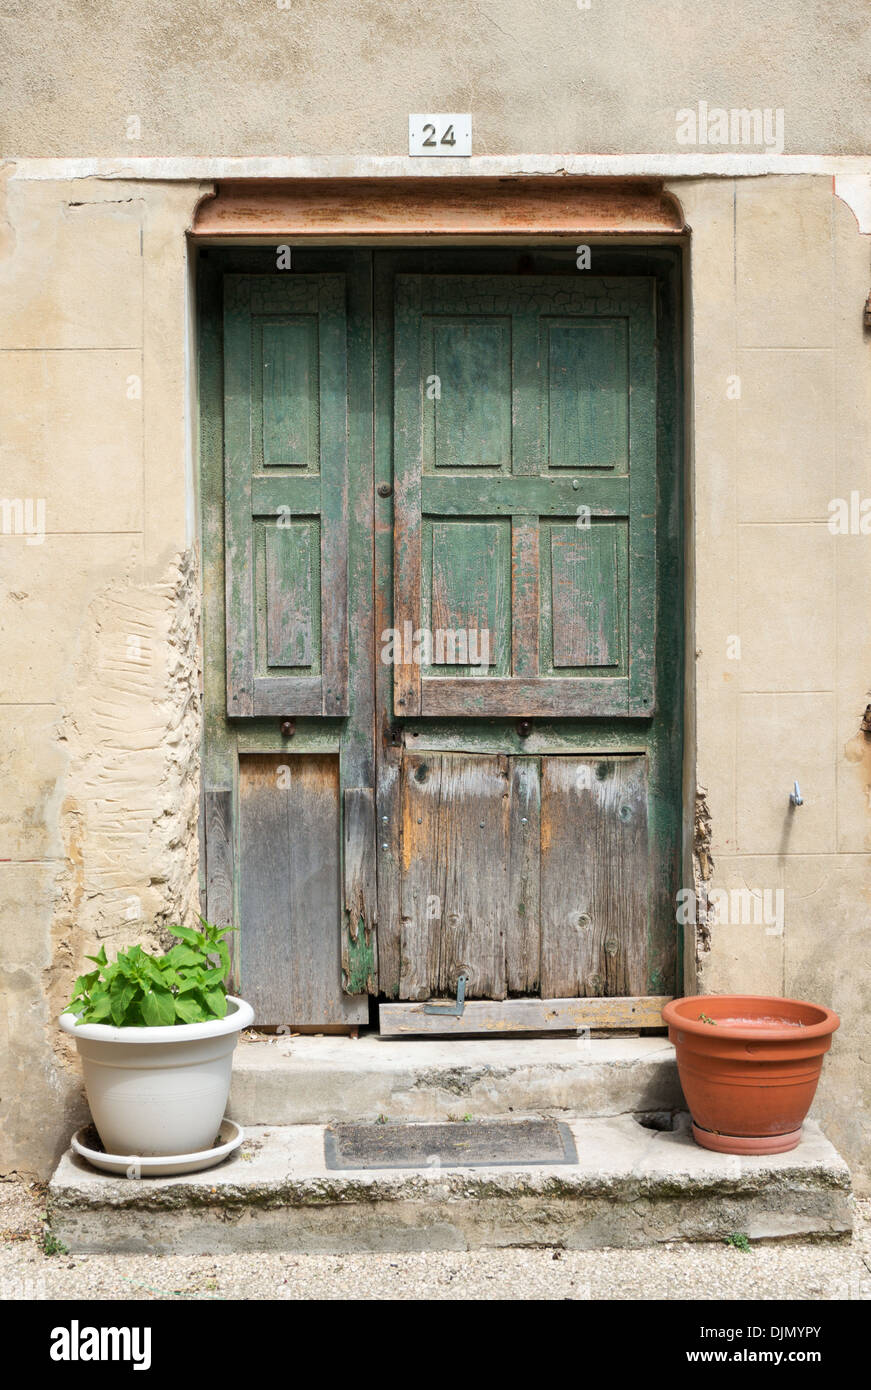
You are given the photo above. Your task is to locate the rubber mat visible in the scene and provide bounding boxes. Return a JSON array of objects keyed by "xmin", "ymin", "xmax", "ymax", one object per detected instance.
[{"xmin": 324, "ymin": 1117, "xmax": 578, "ymax": 1170}]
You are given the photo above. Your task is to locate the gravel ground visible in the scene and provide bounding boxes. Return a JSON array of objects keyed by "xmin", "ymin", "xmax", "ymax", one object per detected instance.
[{"xmin": 2, "ymin": 1178, "xmax": 870, "ymax": 1301}]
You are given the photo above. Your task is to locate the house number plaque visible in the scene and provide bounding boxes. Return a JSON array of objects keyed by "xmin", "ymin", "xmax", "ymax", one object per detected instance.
[{"xmin": 408, "ymin": 113, "xmax": 472, "ymax": 156}]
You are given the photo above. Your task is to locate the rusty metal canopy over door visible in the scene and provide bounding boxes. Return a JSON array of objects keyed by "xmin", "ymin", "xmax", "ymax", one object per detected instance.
[{"xmin": 199, "ymin": 246, "xmax": 683, "ymax": 1031}]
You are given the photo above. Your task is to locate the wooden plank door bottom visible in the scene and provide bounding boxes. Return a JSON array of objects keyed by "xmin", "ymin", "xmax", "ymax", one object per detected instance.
[{"xmin": 384, "ymin": 750, "xmax": 652, "ymax": 1012}]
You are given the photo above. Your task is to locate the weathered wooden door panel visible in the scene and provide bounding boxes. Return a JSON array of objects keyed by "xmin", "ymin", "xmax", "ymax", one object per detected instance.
[
  {"xmin": 202, "ymin": 250, "xmax": 373, "ymax": 1029},
  {"xmin": 223, "ymin": 274, "xmax": 349, "ymax": 717},
  {"xmin": 342, "ymin": 786, "xmax": 377, "ymax": 995},
  {"xmin": 540, "ymin": 756, "xmax": 648, "ymax": 998},
  {"xmin": 393, "ymin": 275, "xmax": 656, "ymax": 719},
  {"xmin": 392, "ymin": 752, "xmax": 647, "ymax": 1003},
  {"xmin": 505, "ymin": 756, "xmax": 542, "ymax": 995},
  {"xmin": 238, "ymin": 753, "xmax": 348, "ymax": 1025},
  {"xmin": 397, "ymin": 756, "xmax": 538, "ymax": 1006}
]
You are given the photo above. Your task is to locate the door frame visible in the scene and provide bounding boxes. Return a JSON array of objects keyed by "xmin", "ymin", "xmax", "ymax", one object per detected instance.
[{"xmin": 196, "ymin": 231, "xmax": 685, "ymax": 1028}]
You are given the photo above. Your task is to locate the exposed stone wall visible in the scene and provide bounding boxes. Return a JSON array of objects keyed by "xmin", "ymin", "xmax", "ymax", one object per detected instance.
[{"xmin": 46, "ymin": 550, "xmax": 201, "ymax": 1030}]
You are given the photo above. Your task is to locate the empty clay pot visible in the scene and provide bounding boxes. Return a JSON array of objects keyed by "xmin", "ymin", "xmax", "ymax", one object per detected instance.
[{"xmin": 662, "ymin": 994, "xmax": 839, "ymax": 1155}]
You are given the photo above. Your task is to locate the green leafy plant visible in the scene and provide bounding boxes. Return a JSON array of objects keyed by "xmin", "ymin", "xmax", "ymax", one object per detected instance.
[
  {"xmin": 66, "ymin": 917, "xmax": 235, "ymax": 1028},
  {"xmin": 698, "ymin": 1012, "xmax": 717, "ymax": 1026},
  {"xmin": 42, "ymin": 1228, "xmax": 68, "ymax": 1256},
  {"xmin": 725, "ymin": 1231, "xmax": 751, "ymax": 1253}
]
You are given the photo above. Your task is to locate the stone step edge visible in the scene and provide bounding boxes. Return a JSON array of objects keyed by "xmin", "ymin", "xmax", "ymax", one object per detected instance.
[
  {"xmin": 47, "ymin": 1119, "xmax": 853, "ymax": 1252},
  {"xmin": 227, "ymin": 1036, "xmax": 683, "ymax": 1123},
  {"xmin": 231, "ymin": 1036, "xmax": 678, "ymax": 1069},
  {"xmin": 48, "ymin": 1118, "xmax": 852, "ymax": 1207}
]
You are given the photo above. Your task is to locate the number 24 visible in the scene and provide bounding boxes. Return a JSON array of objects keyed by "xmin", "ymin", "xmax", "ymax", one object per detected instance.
[{"xmin": 422, "ymin": 122, "xmax": 456, "ymax": 147}]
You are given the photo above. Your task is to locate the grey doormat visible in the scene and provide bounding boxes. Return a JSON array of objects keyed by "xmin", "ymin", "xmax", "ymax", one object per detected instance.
[{"xmin": 324, "ymin": 1118, "xmax": 578, "ymax": 1170}]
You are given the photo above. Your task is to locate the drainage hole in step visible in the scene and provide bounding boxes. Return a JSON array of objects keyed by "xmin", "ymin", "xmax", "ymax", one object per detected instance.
[{"xmin": 633, "ymin": 1110, "xmax": 682, "ymax": 1132}]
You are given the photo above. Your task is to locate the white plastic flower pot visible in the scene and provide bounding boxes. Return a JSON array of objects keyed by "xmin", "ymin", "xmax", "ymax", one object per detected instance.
[{"xmin": 59, "ymin": 995, "xmax": 255, "ymax": 1158}]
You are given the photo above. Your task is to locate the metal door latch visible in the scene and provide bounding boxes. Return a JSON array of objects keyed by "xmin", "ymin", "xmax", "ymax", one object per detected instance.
[{"xmin": 424, "ymin": 973, "xmax": 468, "ymax": 1016}]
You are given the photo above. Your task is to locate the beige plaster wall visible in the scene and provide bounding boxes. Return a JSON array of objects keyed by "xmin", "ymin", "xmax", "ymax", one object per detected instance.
[
  {"xmin": 0, "ymin": 1, "xmax": 869, "ymax": 158},
  {"xmin": 672, "ymin": 174, "xmax": 871, "ymax": 1186},
  {"xmin": 0, "ymin": 176, "xmax": 209, "ymax": 1174}
]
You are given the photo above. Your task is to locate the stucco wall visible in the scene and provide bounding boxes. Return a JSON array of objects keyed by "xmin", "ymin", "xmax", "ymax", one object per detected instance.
[
  {"xmin": 0, "ymin": 177, "xmax": 209, "ymax": 1173},
  {"xmin": 0, "ymin": 165, "xmax": 869, "ymax": 1184},
  {"xmin": 673, "ymin": 174, "xmax": 871, "ymax": 1184},
  {"xmin": 0, "ymin": 1, "xmax": 869, "ymax": 158}
]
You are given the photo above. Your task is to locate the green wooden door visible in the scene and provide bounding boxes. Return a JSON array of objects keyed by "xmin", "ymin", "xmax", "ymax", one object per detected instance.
[
  {"xmin": 380, "ymin": 265, "xmax": 672, "ymax": 1010},
  {"xmin": 392, "ymin": 275, "xmax": 656, "ymax": 719},
  {"xmin": 223, "ymin": 274, "xmax": 349, "ymax": 718},
  {"xmin": 200, "ymin": 248, "xmax": 682, "ymax": 1029}
]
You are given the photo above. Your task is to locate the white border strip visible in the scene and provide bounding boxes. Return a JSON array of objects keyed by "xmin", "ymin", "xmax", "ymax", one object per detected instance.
[{"xmin": 8, "ymin": 153, "xmax": 871, "ymax": 182}]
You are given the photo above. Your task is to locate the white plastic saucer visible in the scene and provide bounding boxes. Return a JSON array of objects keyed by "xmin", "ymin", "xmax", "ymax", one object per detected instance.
[{"xmin": 71, "ymin": 1119, "xmax": 244, "ymax": 1177}]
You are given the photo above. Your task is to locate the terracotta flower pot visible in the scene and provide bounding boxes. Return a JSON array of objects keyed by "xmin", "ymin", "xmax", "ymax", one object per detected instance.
[{"xmin": 662, "ymin": 994, "xmax": 839, "ymax": 1155}]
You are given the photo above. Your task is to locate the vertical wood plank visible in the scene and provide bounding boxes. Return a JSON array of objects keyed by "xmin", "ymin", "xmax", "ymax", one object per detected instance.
[
  {"xmin": 205, "ymin": 789, "xmax": 235, "ymax": 926},
  {"xmin": 238, "ymin": 755, "xmax": 293, "ymax": 1024},
  {"xmin": 397, "ymin": 752, "xmax": 539, "ymax": 1002},
  {"xmin": 319, "ymin": 277, "xmax": 350, "ymax": 715},
  {"xmin": 511, "ymin": 516, "xmax": 540, "ymax": 678},
  {"xmin": 511, "ymin": 299, "xmax": 541, "ymax": 476},
  {"xmin": 286, "ymin": 755, "xmax": 344, "ymax": 1019},
  {"xmin": 342, "ymin": 787, "xmax": 377, "ymax": 994},
  {"xmin": 505, "ymin": 756, "xmax": 541, "ymax": 994},
  {"xmin": 393, "ymin": 275, "xmax": 423, "ymax": 716},
  {"xmin": 239, "ymin": 753, "xmax": 356, "ymax": 1025},
  {"xmin": 375, "ymin": 754, "xmax": 403, "ymax": 996},
  {"xmin": 373, "ymin": 254, "xmax": 402, "ymax": 997},
  {"xmin": 223, "ymin": 277, "xmax": 255, "ymax": 715},
  {"xmin": 398, "ymin": 752, "xmax": 443, "ymax": 999},
  {"xmin": 198, "ymin": 777, "xmax": 208, "ymax": 917},
  {"xmin": 436, "ymin": 754, "xmax": 511, "ymax": 1000},
  {"xmin": 540, "ymin": 756, "xmax": 649, "ymax": 998},
  {"xmin": 338, "ymin": 249, "xmax": 378, "ymax": 998},
  {"xmin": 628, "ymin": 282, "xmax": 657, "ymax": 714},
  {"xmin": 204, "ymin": 788, "xmax": 238, "ymax": 993}
]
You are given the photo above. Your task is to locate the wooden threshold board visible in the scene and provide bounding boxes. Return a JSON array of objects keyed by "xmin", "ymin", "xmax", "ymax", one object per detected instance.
[{"xmin": 379, "ymin": 995, "xmax": 671, "ymax": 1037}]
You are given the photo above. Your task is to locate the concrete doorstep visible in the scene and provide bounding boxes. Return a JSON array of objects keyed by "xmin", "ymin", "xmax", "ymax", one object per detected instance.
[
  {"xmin": 48, "ymin": 1115, "xmax": 853, "ymax": 1256},
  {"xmin": 226, "ymin": 1034, "xmax": 684, "ymax": 1125}
]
